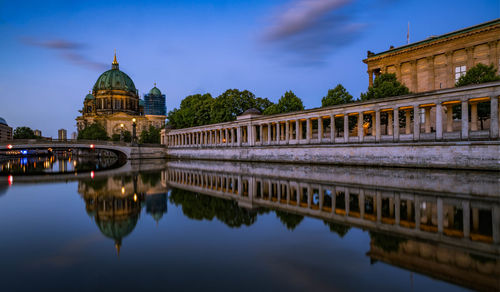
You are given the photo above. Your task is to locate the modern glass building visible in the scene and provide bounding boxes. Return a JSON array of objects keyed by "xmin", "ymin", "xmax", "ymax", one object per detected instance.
[{"xmin": 144, "ymin": 85, "xmax": 166, "ymax": 116}]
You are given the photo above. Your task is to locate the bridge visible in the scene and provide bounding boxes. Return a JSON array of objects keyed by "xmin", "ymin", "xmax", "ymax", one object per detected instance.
[
  {"xmin": 0, "ymin": 140, "xmax": 166, "ymax": 160},
  {"xmin": 162, "ymin": 82, "xmax": 500, "ymax": 170}
]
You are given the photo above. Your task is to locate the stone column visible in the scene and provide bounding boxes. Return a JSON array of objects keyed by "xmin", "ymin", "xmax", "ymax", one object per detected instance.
[
  {"xmin": 285, "ymin": 121, "xmax": 290, "ymax": 144},
  {"xmin": 375, "ymin": 110, "xmax": 381, "ymax": 141},
  {"xmin": 470, "ymin": 103, "xmax": 478, "ymax": 131},
  {"xmin": 395, "ymin": 193, "xmax": 400, "ymax": 225},
  {"xmin": 368, "ymin": 70, "xmax": 373, "ymax": 87},
  {"xmin": 267, "ymin": 123, "xmax": 272, "ymax": 144},
  {"xmin": 318, "ymin": 117, "xmax": 323, "ymax": 142},
  {"xmin": 259, "ymin": 124, "xmax": 263, "ymax": 144},
  {"xmin": 490, "ymin": 97, "xmax": 499, "ymax": 138},
  {"xmin": 424, "ymin": 107, "xmax": 431, "ymax": 133},
  {"xmin": 446, "ymin": 104, "xmax": 453, "ymax": 132},
  {"xmin": 298, "ymin": 120, "xmax": 303, "ymax": 141},
  {"xmin": 405, "ymin": 110, "xmax": 411, "ymax": 134},
  {"xmin": 358, "ymin": 113, "xmax": 364, "ymax": 142},
  {"xmin": 330, "ymin": 115, "xmax": 335, "ymax": 143},
  {"xmin": 344, "ymin": 115, "xmax": 349, "ymax": 143},
  {"xmin": 436, "ymin": 103, "xmax": 443, "ymax": 139},
  {"xmin": 445, "ymin": 52, "xmax": 453, "ymax": 88},
  {"xmin": 371, "ymin": 112, "xmax": 376, "ymax": 137},
  {"xmin": 437, "ymin": 198, "xmax": 443, "ymax": 233},
  {"xmin": 394, "ymin": 108, "xmax": 399, "ymax": 141},
  {"xmin": 427, "ymin": 56, "xmax": 435, "ymax": 91},
  {"xmin": 387, "ymin": 111, "xmax": 393, "ymax": 136},
  {"xmin": 306, "ymin": 118, "xmax": 311, "ymax": 143},
  {"xmin": 237, "ymin": 126, "xmax": 242, "ymax": 146},
  {"xmin": 248, "ymin": 125, "xmax": 254, "ymax": 146},
  {"xmin": 276, "ymin": 122, "xmax": 280, "ymax": 143},
  {"xmin": 295, "ymin": 120, "xmax": 300, "ymax": 141},
  {"xmin": 410, "ymin": 60, "xmax": 417, "ymax": 92},
  {"xmin": 413, "ymin": 105, "xmax": 420, "ymax": 141},
  {"xmin": 461, "ymin": 100, "xmax": 469, "ymax": 139}
]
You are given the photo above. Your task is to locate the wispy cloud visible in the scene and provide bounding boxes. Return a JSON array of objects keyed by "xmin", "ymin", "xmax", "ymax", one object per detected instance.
[
  {"xmin": 20, "ymin": 37, "xmax": 107, "ymax": 71},
  {"xmin": 260, "ymin": 0, "xmax": 366, "ymax": 65}
]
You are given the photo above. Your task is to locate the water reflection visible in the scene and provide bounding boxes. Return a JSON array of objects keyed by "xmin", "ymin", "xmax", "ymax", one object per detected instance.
[
  {"xmin": 0, "ymin": 154, "xmax": 122, "ymax": 175},
  {"xmin": 78, "ymin": 170, "xmax": 168, "ymax": 254},
  {"xmin": 164, "ymin": 160, "xmax": 500, "ymax": 291}
]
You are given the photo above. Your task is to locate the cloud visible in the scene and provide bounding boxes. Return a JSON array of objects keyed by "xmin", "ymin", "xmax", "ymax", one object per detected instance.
[
  {"xmin": 20, "ymin": 37, "xmax": 107, "ymax": 71},
  {"xmin": 260, "ymin": 0, "xmax": 366, "ymax": 65}
]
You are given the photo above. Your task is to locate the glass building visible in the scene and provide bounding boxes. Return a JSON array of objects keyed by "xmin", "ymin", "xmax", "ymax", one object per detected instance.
[{"xmin": 144, "ymin": 85, "xmax": 166, "ymax": 116}]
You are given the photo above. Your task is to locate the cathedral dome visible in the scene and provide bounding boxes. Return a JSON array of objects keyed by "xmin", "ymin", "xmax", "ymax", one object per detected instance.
[
  {"xmin": 149, "ymin": 86, "xmax": 162, "ymax": 96},
  {"xmin": 0, "ymin": 117, "xmax": 7, "ymax": 126},
  {"xmin": 92, "ymin": 54, "xmax": 137, "ymax": 94},
  {"xmin": 85, "ymin": 92, "xmax": 95, "ymax": 100}
]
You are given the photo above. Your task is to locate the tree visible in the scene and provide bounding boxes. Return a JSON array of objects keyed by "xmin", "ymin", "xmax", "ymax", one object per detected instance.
[
  {"xmin": 167, "ymin": 93, "xmax": 214, "ymax": 129},
  {"xmin": 139, "ymin": 125, "xmax": 161, "ymax": 144},
  {"xmin": 455, "ymin": 63, "xmax": 500, "ymax": 87},
  {"xmin": 360, "ymin": 73, "xmax": 410, "ymax": 101},
  {"xmin": 13, "ymin": 127, "xmax": 37, "ymax": 139},
  {"xmin": 111, "ymin": 130, "xmax": 132, "ymax": 142},
  {"xmin": 321, "ymin": 84, "xmax": 354, "ymax": 107},
  {"xmin": 211, "ymin": 89, "xmax": 273, "ymax": 123},
  {"xmin": 77, "ymin": 122, "xmax": 109, "ymax": 140},
  {"xmin": 263, "ymin": 90, "xmax": 304, "ymax": 115}
]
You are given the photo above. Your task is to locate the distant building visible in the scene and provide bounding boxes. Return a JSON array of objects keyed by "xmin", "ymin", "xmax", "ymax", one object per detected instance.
[
  {"xmin": 71, "ymin": 132, "xmax": 77, "ymax": 140},
  {"xmin": 34, "ymin": 129, "xmax": 42, "ymax": 137},
  {"xmin": 58, "ymin": 129, "xmax": 67, "ymax": 141},
  {"xmin": 76, "ymin": 53, "xmax": 166, "ymax": 138},
  {"xmin": 144, "ymin": 84, "xmax": 166, "ymax": 116},
  {"xmin": 0, "ymin": 117, "xmax": 13, "ymax": 142},
  {"xmin": 363, "ymin": 19, "xmax": 500, "ymax": 92}
]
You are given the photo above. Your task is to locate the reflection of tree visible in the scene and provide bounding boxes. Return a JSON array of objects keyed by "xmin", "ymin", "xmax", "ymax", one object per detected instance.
[
  {"xmin": 323, "ymin": 220, "xmax": 351, "ymax": 237},
  {"xmin": 141, "ymin": 171, "xmax": 162, "ymax": 186},
  {"xmin": 275, "ymin": 211, "xmax": 304, "ymax": 230},
  {"xmin": 169, "ymin": 188, "xmax": 257, "ymax": 227},
  {"xmin": 369, "ymin": 231, "xmax": 407, "ymax": 253}
]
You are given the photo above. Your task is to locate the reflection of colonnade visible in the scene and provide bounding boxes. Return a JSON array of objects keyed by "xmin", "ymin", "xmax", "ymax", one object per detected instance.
[
  {"xmin": 163, "ymin": 83, "xmax": 500, "ymax": 147},
  {"xmin": 164, "ymin": 165, "xmax": 500, "ymax": 253},
  {"xmin": 165, "ymin": 163, "xmax": 500, "ymax": 290}
]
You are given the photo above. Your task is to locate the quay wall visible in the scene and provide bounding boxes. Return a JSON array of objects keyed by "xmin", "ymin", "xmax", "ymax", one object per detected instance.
[{"xmin": 166, "ymin": 141, "xmax": 500, "ymax": 170}]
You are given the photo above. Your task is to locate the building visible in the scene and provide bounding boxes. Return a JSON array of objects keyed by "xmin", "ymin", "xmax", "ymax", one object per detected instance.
[
  {"xmin": 144, "ymin": 84, "xmax": 166, "ymax": 116},
  {"xmin": 34, "ymin": 129, "xmax": 42, "ymax": 137},
  {"xmin": 363, "ymin": 19, "xmax": 500, "ymax": 92},
  {"xmin": 0, "ymin": 117, "xmax": 13, "ymax": 142},
  {"xmin": 58, "ymin": 129, "xmax": 67, "ymax": 141},
  {"xmin": 76, "ymin": 53, "xmax": 166, "ymax": 138}
]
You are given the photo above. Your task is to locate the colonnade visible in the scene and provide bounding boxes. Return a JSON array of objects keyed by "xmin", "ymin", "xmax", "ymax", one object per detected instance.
[{"xmin": 163, "ymin": 83, "xmax": 500, "ymax": 147}]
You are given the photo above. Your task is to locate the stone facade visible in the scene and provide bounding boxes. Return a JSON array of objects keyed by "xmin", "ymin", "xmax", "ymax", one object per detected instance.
[
  {"xmin": 0, "ymin": 122, "xmax": 12, "ymax": 142},
  {"xmin": 363, "ymin": 19, "xmax": 500, "ymax": 92}
]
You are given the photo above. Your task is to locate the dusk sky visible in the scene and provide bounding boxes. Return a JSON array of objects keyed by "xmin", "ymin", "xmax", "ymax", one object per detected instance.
[{"xmin": 1, "ymin": 0, "xmax": 499, "ymax": 137}]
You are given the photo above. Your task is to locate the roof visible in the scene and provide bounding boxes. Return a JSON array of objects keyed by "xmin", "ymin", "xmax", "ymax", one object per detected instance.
[
  {"xmin": 149, "ymin": 86, "xmax": 162, "ymax": 96},
  {"xmin": 364, "ymin": 18, "xmax": 500, "ymax": 61},
  {"xmin": 0, "ymin": 117, "xmax": 7, "ymax": 126},
  {"xmin": 241, "ymin": 108, "xmax": 262, "ymax": 115}
]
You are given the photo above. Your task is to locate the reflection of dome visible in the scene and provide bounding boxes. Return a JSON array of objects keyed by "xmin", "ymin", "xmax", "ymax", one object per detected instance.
[
  {"xmin": 146, "ymin": 193, "xmax": 167, "ymax": 223},
  {"xmin": 93, "ymin": 54, "xmax": 137, "ymax": 94},
  {"xmin": 96, "ymin": 215, "xmax": 139, "ymax": 242},
  {"xmin": 0, "ymin": 117, "xmax": 8, "ymax": 126},
  {"xmin": 149, "ymin": 86, "xmax": 162, "ymax": 96}
]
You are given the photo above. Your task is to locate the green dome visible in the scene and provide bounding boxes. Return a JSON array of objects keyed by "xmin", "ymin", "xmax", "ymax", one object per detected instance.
[
  {"xmin": 93, "ymin": 68, "xmax": 137, "ymax": 94},
  {"xmin": 85, "ymin": 93, "xmax": 95, "ymax": 100},
  {"xmin": 149, "ymin": 86, "xmax": 162, "ymax": 96},
  {"xmin": 139, "ymin": 99, "xmax": 145, "ymax": 106},
  {"xmin": 96, "ymin": 214, "xmax": 139, "ymax": 242}
]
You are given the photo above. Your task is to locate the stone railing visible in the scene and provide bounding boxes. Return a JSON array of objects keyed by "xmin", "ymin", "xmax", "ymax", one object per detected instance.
[{"xmin": 162, "ymin": 82, "xmax": 500, "ymax": 147}]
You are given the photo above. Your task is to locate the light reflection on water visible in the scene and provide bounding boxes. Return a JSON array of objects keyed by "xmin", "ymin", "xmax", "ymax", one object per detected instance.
[{"xmin": 0, "ymin": 159, "xmax": 498, "ymax": 292}]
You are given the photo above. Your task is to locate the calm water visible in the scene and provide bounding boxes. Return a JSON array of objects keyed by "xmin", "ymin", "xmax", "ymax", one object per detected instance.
[{"xmin": 0, "ymin": 158, "xmax": 498, "ymax": 292}]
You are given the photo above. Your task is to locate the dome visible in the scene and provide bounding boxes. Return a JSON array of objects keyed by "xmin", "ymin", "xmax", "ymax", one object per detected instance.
[
  {"xmin": 85, "ymin": 93, "xmax": 95, "ymax": 100},
  {"xmin": 149, "ymin": 86, "xmax": 162, "ymax": 96},
  {"xmin": 241, "ymin": 108, "xmax": 261, "ymax": 115},
  {"xmin": 96, "ymin": 214, "xmax": 139, "ymax": 242},
  {"xmin": 0, "ymin": 117, "xmax": 7, "ymax": 126},
  {"xmin": 92, "ymin": 54, "xmax": 137, "ymax": 94}
]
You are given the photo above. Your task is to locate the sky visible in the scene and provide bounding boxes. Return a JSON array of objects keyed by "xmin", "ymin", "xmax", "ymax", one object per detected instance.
[{"xmin": 0, "ymin": 0, "xmax": 499, "ymax": 137}]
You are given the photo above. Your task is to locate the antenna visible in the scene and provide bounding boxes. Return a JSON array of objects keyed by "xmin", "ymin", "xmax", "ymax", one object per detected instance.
[{"xmin": 407, "ymin": 22, "xmax": 410, "ymax": 44}]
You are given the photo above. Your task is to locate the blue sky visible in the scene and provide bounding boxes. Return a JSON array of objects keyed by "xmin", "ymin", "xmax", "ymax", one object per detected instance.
[{"xmin": 1, "ymin": 0, "xmax": 498, "ymax": 136}]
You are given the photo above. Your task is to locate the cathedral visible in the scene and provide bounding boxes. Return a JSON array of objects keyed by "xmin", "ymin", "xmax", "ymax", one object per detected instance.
[{"xmin": 76, "ymin": 53, "xmax": 166, "ymax": 138}]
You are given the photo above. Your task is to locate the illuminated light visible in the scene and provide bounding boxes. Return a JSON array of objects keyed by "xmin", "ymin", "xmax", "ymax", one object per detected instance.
[
  {"xmin": 90, "ymin": 144, "xmax": 95, "ymax": 149},
  {"xmin": 121, "ymin": 187, "xmax": 125, "ymax": 194},
  {"xmin": 133, "ymin": 194, "xmax": 138, "ymax": 202},
  {"xmin": 8, "ymin": 175, "xmax": 13, "ymax": 185},
  {"xmin": 73, "ymin": 161, "xmax": 77, "ymax": 167},
  {"xmin": 398, "ymin": 106, "xmax": 413, "ymax": 110},
  {"xmin": 442, "ymin": 100, "xmax": 460, "ymax": 105},
  {"xmin": 468, "ymin": 97, "xmax": 490, "ymax": 103},
  {"xmin": 90, "ymin": 171, "xmax": 95, "ymax": 179},
  {"xmin": 419, "ymin": 103, "xmax": 436, "ymax": 108},
  {"xmin": 120, "ymin": 123, "xmax": 124, "ymax": 128},
  {"xmin": 132, "ymin": 118, "xmax": 136, "ymax": 123},
  {"xmin": 7, "ymin": 144, "xmax": 13, "ymax": 149},
  {"xmin": 20, "ymin": 150, "xmax": 28, "ymax": 155}
]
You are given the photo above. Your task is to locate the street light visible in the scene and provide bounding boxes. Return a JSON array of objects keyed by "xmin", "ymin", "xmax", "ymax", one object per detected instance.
[
  {"xmin": 120, "ymin": 123, "xmax": 124, "ymax": 142},
  {"xmin": 132, "ymin": 118, "xmax": 137, "ymax": 145}
]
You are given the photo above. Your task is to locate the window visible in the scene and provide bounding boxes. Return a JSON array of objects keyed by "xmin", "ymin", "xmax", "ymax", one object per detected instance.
[{"xmin": 455, "ymin": 65, "xmax": 466, "ymax": 82}]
